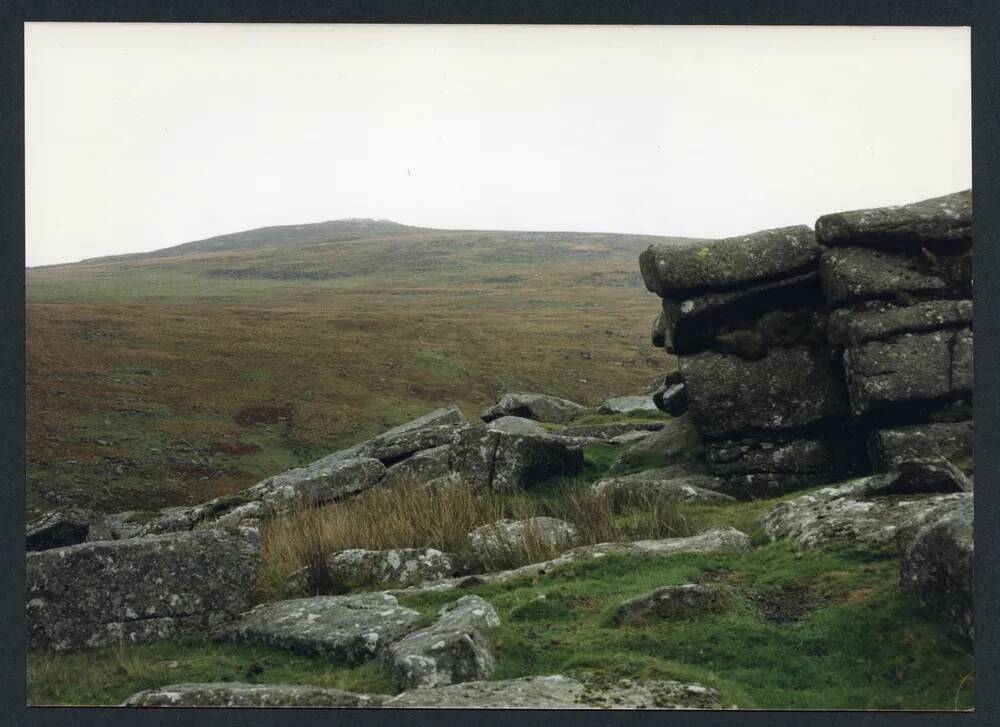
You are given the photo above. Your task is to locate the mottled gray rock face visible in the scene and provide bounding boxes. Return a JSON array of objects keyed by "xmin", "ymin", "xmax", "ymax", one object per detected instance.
[
  {"xmin": 828, "ymin": 299, "xmax": 972, "ymax": 347},
  {"xmin": 869, "ymin": 421, "xmax": 973, "ymax": 472},
  {"xmin": 242, "ymin": 456, "xmax": 386, "ymax": 512},
  {"xmin": 613, "ymin": 584, "xmax": 731, "ymax": 625},
  {"xmin": 354, "ymin": 405, "xmax": 468, "ymax": 461},
  {"xmin": 480, "ymin": 392, "xmax": 586, "ymax": 423},
  {"xmin": 680, "ymin": 346, "xmax": 849, "ymax": 439},
  {"xmin": 760, "ymin": 479, "xmax": 970, "ymax": 549},
  {"xmin": 326, "ymin": 547, "xmax": 458, "ymax": 588},
  {"xmin": 380, "ymin": 445, "xmax": 452, "ymax": 489},
  {"xmin": 384, "ymin": 675, "xmax": 721, "ymax": 709},
  {"xmin": 819, "ymin": 247, "xmax": 954, "ymax": 305},
  {"xmin": 450, "ymin": 428, "xmax": 584, "ymax": 492},
  {"xmin": 815, "ymin": 189, "xmax": 972, "ymax": 251},
  {"xmin": 610, "ymin": 414, "xmax": 701, "ymax": 471},
  {"xmin": 558, "ymin": 421, "xmax": 664, "ymax": 440},
  {"xmin": 640, "ymin": 225, "xmax": 819, "ymax": 297},
  {"xmin": 592, "ymin": 465, "xmax": 730, "ymax": 505},
  {"xmin": 389, "ymin": 595, "xmax": 500, "ymax": 690},
  {"xmin": 217, "ymin": 593, "xmax": 422, "ymax": 664},
  {"xmin": 467, "ymin": 517, "xmax": 579, "ymax": 568},
  {"xmin": 123, "ymin": 683, "xmax": 387, "ymax": 708},
  {"xmin": 898, "ymin": 497, "xmax": 973, "ymax": 642},
  {"xmin": 598, "ymin": 396, "xmax": 659, "ymax": 415},
  {"xmin": 843, "ymin": 328, "xmax": 972, "ymax": 416},
  {"xmin": 486, "ymin": 415, "xmax": 551, "ymax": 437},
  {"xmin": 27, "ymin": 507, "xmax": 93, "ymax": 551},
  {"xmin": 27, "ymin": 529, "xmax": 260, "ymax": 651}
]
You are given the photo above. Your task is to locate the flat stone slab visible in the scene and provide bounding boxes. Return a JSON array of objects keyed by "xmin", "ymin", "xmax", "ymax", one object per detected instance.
[
  {"xmin": 380, "ymin": 445, "xmax": 452, "ymax": 488},
  {"xmin": 828, "ymin": 299, "xmax": 972, "ymax": 347},
  {"xmin": 123, "ymin": 683, "xmax": 387, "ymax": 707},
  {"xmin": 481, "ymin": 392, "xmax": 586, "ymax": 423},
  {"xmin": 216, "ymin": 593, "xmax": 422, "ymax": 664},
  {"xmin": 760, "ymin": 479, "xmax": 970, "ymax": 549},
  {"xmin": 353, "ymin": 405, "xmax": 468, "ymax": 463},
  {"xmin": 592, "ymin": 466, "xmax": 730, "ymax": 505},
  {"xmin": 598, "ymin": 396, "xmax": 660, "ymax": 415},
  {"xmin": 389, "ymin": 595, "xmax": 501, "ymax": 690},
  {"xmin": 27, "ymin": 529, "xmax": 260, "ymax": 652},
  {"xmin": 557, "ymin": 421, "xmax": 665, "ymax": 439},
  {"xmin": 639, "ymin": 225, "xmax": 819, "ymax": 298},
  {"xmin": 815, "ymin": 189, "xmax": 972, "ymax": 251},
  {"xmin": 467, "ymin": 517, "xmax": 579, "ymax": 569},
  {"xmin": 486, "ymin": 415, "xmax": 551, "ymax": 437},
  {"xmin": 385, "ymin": 675, "xmax": 721, "ymax": 709},
  {"xmin": 819, "ymin": 246, "xmax": 955, "ymax": 306}
]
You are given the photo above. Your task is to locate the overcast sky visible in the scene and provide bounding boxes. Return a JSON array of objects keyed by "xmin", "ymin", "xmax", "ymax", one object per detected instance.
[{"xmin": 25, "ymin": 23, "xmax": 971, "ymax": 267}]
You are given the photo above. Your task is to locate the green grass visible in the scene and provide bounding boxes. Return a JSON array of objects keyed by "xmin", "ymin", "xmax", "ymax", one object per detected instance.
[
  {"xmin": 27, "ymin": 640, "xmax": 395, "ymax": 706},
  {"xmin": 395, "ymin": 541, "xmax": 974, "ymax": 711}
]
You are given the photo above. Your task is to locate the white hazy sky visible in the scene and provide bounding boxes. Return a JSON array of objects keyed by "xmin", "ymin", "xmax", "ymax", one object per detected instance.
[{"xmin": 25, "ymin": 23, "xmax": 971, "ymax": 267}]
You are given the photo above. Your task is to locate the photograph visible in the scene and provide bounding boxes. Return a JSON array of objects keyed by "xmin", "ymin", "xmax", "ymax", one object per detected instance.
[{"xmin": 23, "ymin": 22, "xmax": 974, "ymax": 710}]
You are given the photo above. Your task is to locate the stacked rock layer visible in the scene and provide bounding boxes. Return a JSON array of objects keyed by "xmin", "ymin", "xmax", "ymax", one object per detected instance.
[{"xmin": 640, "ymin": 190, "xmax": 973, "ymax": 498}]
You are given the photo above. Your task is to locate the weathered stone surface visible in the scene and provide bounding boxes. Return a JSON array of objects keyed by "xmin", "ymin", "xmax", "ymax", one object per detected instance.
[
  {"xmin": 843, "ymin": 328, "xmax": 972, "ymax": 415},
  {"xmin": 353, "ymin": 404, "xmax": 468, "ymax": 463},
  {"xmin": 27, "ymin": 528, "xmax": 260, "ymax": 651},
  {"xmin": 27, "ymin": 507, "xmax": 93, "ymax": 551},
  {"xmin": 827, "ymin": 299, "xmax": 973, "ymax": 347},
  {"xmin": 866, "ymin": 458, "xmax": 972, "ymax": 496},
  {"xmin": 123, "ymin": 683, "xmax": 387, "ymax": 707},
  {"xmin": 760, "ymin": 479, "xmax": 969, "ymax": 549},
  {"xmin": 640, "ymin": 225, "xmax": 819, "ymax": 297},
  {"xmin": 869, "ymin": 421, "xmax": 973, "ymax": 472},
  {"xmin": 329, "ymin": 547, "xmax": 458, "ymax": 587},
  {"xmin": 680, "ymin": 346, "xmax": 849, "ymax": 438},
  {"xmin": 598, "ymin": 396, "xmax": 659, "ymax": 415},
  {"xmin": 718, "ymin": 472, "xmax": 848, "ymax": 500},
  {"xmin": 467, "ymin": 517, "xmax": 579, "ymax": 568},
  {"xmin": 385, "ymin": 675, "xmax": 721, "ymax": 709},
  {"xmin": 653, "ymin": 382, "xmax": 688, "ymax": 416},
  {"xmin": 592, "ymin": 465, "xmax": 731, "ymax": 505},
  {"xmin": 217, "ymin": 593, "xmax": 421, "ymax": 664},
  {"xmin": 389, "ymin": 595, "xmax": 500, "ymax": 690},
  {"xmin": 481, "ymin": 392, "xmax": 586, "ymax": 423},
  {"xmin": 661, "ymin": 272, "xmax": 826, "ymax": 355},
  {"xmin": 610, "ymin": 413, "xmax": 701, "ymax": 471},
  {"xmin": 486, "ymin": 415, "xmax": 551, "ymax": 437},
  {"xmin": 815, "ymin": 189, "xmax": 972, "ymax": 251},
  {"xmin": 557, "ymin": 421, "xmax": 665, "ymax": 440},
  {"xmin": 819, "ymin": 247, "xmax": 956, "ymax": 305},
  {"xmin": 450, "ymin": 428, "xmax": 583, "ymax": 492},
  {"xmin": 613, "ymin": 584, "xmax": 731, "ymax": 625},
  {"xmin": 898, "ymin": 496, "xmax": 973, "ymax": 642},
  {"xmin": 380, "ymin": 445, "xmax": 452, "ymax": 489},
  {"xmin": 651, "ymin": 311, "xmax": 666, "ymax": 347}
]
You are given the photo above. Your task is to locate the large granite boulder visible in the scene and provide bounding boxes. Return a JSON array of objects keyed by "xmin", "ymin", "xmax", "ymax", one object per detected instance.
[
  {"xmin": 217, "ymin": 592, "xmax": 421, "ymax": 664},
  {"xmin": 843, "ymin": 328, "xmax": 972, "ymax": 416},
  {"xmin": 389, "ymin": 595, "xmax": 500, "ymax": 690},
  {"xmin": 467, "ymin": 517, "xmax": 579, "ymax": 569},
  {"xmin": 680, "ymin": 346, "xmax": 849, "ymax": 439},
  {"xmin": 639, "ymin": 225, "xmax": 819, "ymax": 297},
  {"xmin": 827, "ymin": 299, "xmax": 973, "ymax": 348},
  {"xmin": 450, "ymin": 428, "xmax": 583, "ymax": 492},
  {"xmin": 353, "ymin": 405, "xmax": 468, "ymax": 464},
  {"xmin": 760, "ymin": 479, "xmax": 970, "ymax": 550},
  {"xmin": 818, "ymin": 246, "xmax": 957, "ymax": 306},
  {"xmin": 898, "ymin": 496, "xmax": 973, "ymax": 642},
  {"xmin": 384, "ymin": 675, "xmax": 721, "ymax": 709},
  {"xmin": 481, "ymin": 392, "xmax": 586, "ymax": 423},
  {"xmin": 815, "ymin": 189, "xmax": 972, "ymax": 251},
  {"xmin": 613, "ymin": 584, "xmax": 732, "ymax": 625},
  {"xmin": 123, "ymin": 683, "xmax": 387, "ymax": 707},
  {"xmin": 27, "ymin": 528, "xmax": 260, "ymax": 651},
  {"xmin": 869, "ymin": 421, "xmax": 973, "ymax": 472},
  {"xmin": 379, "ymin": 445, "xmax": 452, "ymax": 489},
  {"xmin": 598, "ymin": 396, "xmax": 659, "ymax": 415},
  {"xmin": 592, "ymin": 465, "xmax": 731, "ymax": 506},
  {"xmin": 326, "ymin": 547, "xmax": 458, "ymax": 588}
]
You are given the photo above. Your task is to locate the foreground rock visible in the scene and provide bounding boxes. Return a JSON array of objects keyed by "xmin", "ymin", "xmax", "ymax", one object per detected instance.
[
  {"xmin": 486, "ymin": 415, "xmax": 551, "ymax": 437},
  {"xmin": 27, "ymin": 507, "xmax": 146, "ymax": 551},
  {"xmin": 614, "ymin": 584, "xmax": 732, "ymax": 625},
  {"xmin": 598, "ymin": 396, "xmax": 659, "ymax": 415},
  {"xmin": 379, "ymin": 445, "xmax": 452, "ymax": 488},
  {"xmin": 450, "ymin": 428, "xmax": 583, "ymax": 492},
  {"xmin": 384, "ymin": 675, "xmax": 721, "ymax": 709},
  {"xmin": 899, "ymin": 497, "xmax": 973, "ymax": 643},
  {"xmin": 467, "ymin": 517, "xmax": 578, "ymax": 569},
  {"xmin": 217, "ymin": 593, "xmax": 421, "ymax": 664},
  {"xmin": 290, "ymin": 547, "xmax": 459, "ymax": 593},
  {"xmin": 592, "ymin": 465, "xmax": 731, "ymax": 505},
  {"xmin": 389, "ymin": 595, "xmax": 500, "ymax": 690},
  {"xmin": 123, "ymin": 683, "xmax": 387, "ymax": 707},
  {"xmin": 760, "ymin": 477, "xmax": 971, "ymax": 549},
  {"xmin": 480, "ymin": 392, "xmax": 586, "ymax": 423},
  {"xmin": 28, "ymin": 528, "xmax": 259, "ymax": 651}
]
